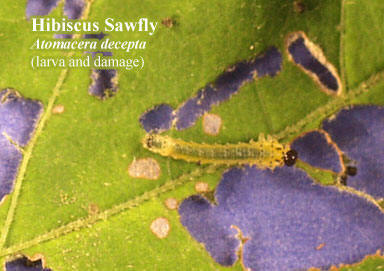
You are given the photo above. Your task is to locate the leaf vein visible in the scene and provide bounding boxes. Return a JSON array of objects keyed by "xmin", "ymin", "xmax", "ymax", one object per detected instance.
[{"xmin": 0, "ymin": 165, "xmax": 218, "ymax": 256}]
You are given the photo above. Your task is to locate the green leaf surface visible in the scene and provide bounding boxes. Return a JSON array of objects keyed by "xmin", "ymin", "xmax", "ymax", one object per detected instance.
[{"xmin": 0, "ymin": 0, "xmax": 383, "ymax": 270}]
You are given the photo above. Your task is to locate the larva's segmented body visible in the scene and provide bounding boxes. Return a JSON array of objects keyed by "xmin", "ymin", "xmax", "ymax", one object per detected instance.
[{"xmin": 142, "ymin": 134, "xmax": 298, "ymax": 169}]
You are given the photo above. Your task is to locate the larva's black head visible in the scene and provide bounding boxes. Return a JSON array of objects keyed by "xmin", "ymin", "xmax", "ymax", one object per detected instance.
[
  {"xmin": 145, "ymin": 134, "xmax": 154, "ymax": 148},
  {"xmin": 143, "ymin": 134, "xmax": 165, "ymax": 150},
  {"xmin": 284, "ymin": 149, "xmax": 298, "ymax": 167}
]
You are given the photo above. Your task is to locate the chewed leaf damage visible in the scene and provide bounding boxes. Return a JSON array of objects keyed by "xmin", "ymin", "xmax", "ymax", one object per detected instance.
[
  {"xmin": 140, "ymin": 104, "xmax": 174, "ymax": 133},
  {"xmin": 5, "ymin": 255, "xmax": 52, "ymax": 271},
  {"xmin": 291, "ymin": 130, "xmax": 343, "ymax": 173},
  {"xmin": 88, "ymin": 69, "xmax": 119, "ymax": 100},
  {"xmin": 0, "ymin": 138, "xmax": 22, "ymax": 202},
  {"xmin": 322, "ymin": 105, "xmax": 384, "ymax": 198},
  {"xmin": 82, "ymin": 33, "xmax": 116, "ymax": 100},
  {"xmin": 286, "ymin": 31, "xmax": 342, "ymax": 95},
  {"xmin": 179, "ymin": 166, "xmax": 384, "ymax": 270},
  {"xmin": 64, "ymin": 0, "xmax": 86, "ymax": 20},
  {"xmin": 0, "ymin": 89, "xmax": 42, "ymax": 202},
  {"xmin": 84, "ymin": 32, "xmax": 113, "ymax": 57},
  {"xmin": 26, "ymin": 0, "xmax": 86, "ymax": 20},
  {"xmin": 26, "ymin": 0, "xmax": 60, "ymax": 19},
  {"xmin": 140, "ymin": 47, "xmax": 282, "ymax": 133}
]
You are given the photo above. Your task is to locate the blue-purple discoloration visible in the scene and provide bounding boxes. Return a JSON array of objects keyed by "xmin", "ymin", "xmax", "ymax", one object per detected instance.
[
  {"xmin": 0, "ymin": 90, "xmax": 42, "ymax": 146},
  {"xmin": 26, "ymin": 0, "xmax": 85, "ymax": 21},
  {"xmin": 88, "ymin": 52, "xmax": 113, "ymax": 59},
  {"xmin": 89, "ymin": 51, "xmax": 113, "ymax": 57},
  {"xmin": 174, "ymin": 85, "xmax": 216, "ymax": 130},
  {"xmin": 83, "ymin": 33, "xmax": 113, "ymax": 57},
  {"xmin": 0, "ymin": 138, "xmax": 22, "ymax": 202},
  {"xmin": 179, "ymin": 166, "xmax": 384, "ymax": 270},
  {"xmin": 214, "ymin": 47, "xmax": 281, "ymax": 91},
  {"xmin": 140, "ymin": 47, "xmax": 282, "ymax": 132},
  {"xmin": 54, "ymin": 33, "xmax": 73, "ymax": 39},
  {"xmin": 175, "ymin": 47, "xmax": 281, "ymax": 130},
  {"xmin": 27, "ymin": 0, "xmax": 85, "ymax": 38},
  {"xmin": 140, "ymin": 104, "xmax": 174, "ymax": 133},
  {"xmin": 83, "ymin": 33, "xmax": 116, "ymax": 98},
  {"xmin": 6, "ymin": 256, "xmax": 52, "ymax": 271},
  {"xmin": 291, "ymin": 130, "xmax": 342, "ymax": 173},
  {"xmin": 0, "ymin": 89, "xmax": 42, "ymax": 201},
  {"xmin": 26, "ymin": 0, "xmax": 60, "ymax": 19},
  {"xmin": 83, "ymin": 33, "xmax": 107, "ymax": 40},
  {"xmin": 51, "ymin": 26, "xmax": 116, "ymax": 100},
  {"xmin": 323, "ymin": 105, "xmax": 384, "ymax": 198},
  {"xmin": 63, "ymin": 0, "xmax": 85, "ymax": 19},
  {"xmin": 288, "ymin": 36, "xmax": 339, "ymax": 92},
  {"xmin": 88, "ymin": 69, "xmax": 118, "ymax": 99}
]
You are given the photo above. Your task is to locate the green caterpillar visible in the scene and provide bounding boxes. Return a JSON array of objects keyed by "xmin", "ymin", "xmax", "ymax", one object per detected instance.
[{"xmin": 142, "ymin": 134, "xmax": 298, "ymax": 169}]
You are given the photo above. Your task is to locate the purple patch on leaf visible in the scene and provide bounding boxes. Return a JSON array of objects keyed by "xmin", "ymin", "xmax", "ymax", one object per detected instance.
[
  {"xmin": 26, "ymin": 0, "xmax": 60, "ymax": 19},
  {"xmin": 140, "ymin": 47, "xmax": 282, "ymax": 132},
  {"xmin": 175, "ymin": 85, "xmax": 217, "ymax": 130},
  {"xmin": 54, "ymin": 33, "xmax": 73, "ymax": 39},
  {"xmin": 322, "ymin": 105, "xmax": 384, "ymax": 198},
  {"xmin": 179, "ymin": 166, "xmax": 384, "ymax": 270},
  {"xmin": 291, "ymin": 130, "xmax": 342, "ymax": 173},
  {"xmin": 86, "ymin": 51, "xmax": 113, "ymax": 58},
  {"xmin": 63, "ymin": 0, "xmax": 85, "ymax": 19},
  {"xmin": 288, "ymin": 37, "xmax": 339, "ymax": 92},
  {"xmin": 88, "ymin": 69, "xmax": 118, "ymax": 99},
  {"xmin": 6, "ymin": 256, "xmax": 52, "ymax": 271},
  {"xmin": 0, "ymin": 138, "xmax": 22, "ymax": 201},
  {"xmin": 83, "ymin": 32, "xmax": 107, "ymax": 40},
  {"xmin": 0, "ymin": 89, "xmax": 42, "ymax": 201},
  {"xmin": 214, "ymin": 47, "xmax": 281, "ymax": 92},
  {"xmin": 83, "ymin": 33, "xmax": 112, "ymax": 57},
  {"xmin": 0, "ymin": 89, "xmax": 42, "ymax": 146},
  {"xmin": 84, "ymin": 34, "xmax": 116, "ymax": 94},
  {"xmin": 175, "ymin": 47, "xmax": 281, "ymax": 130},
  {"xmin": 140, "ymin": 104, "xmax": 174, "ymax": 133}
]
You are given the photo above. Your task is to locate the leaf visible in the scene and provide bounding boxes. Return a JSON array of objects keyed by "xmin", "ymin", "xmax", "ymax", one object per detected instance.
[
  {"xmin": 0, "ymin": 0, "xmax": 383, "ymax": 270},
  {"xmin": 140, "ymin": 47, "xmax": 282, "ymax": 131}
]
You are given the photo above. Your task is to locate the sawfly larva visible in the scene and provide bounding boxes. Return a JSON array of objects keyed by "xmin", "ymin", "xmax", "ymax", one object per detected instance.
[{"xmin": 142, "ymin": 134, "xmax": 298, "ymax": 169}]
